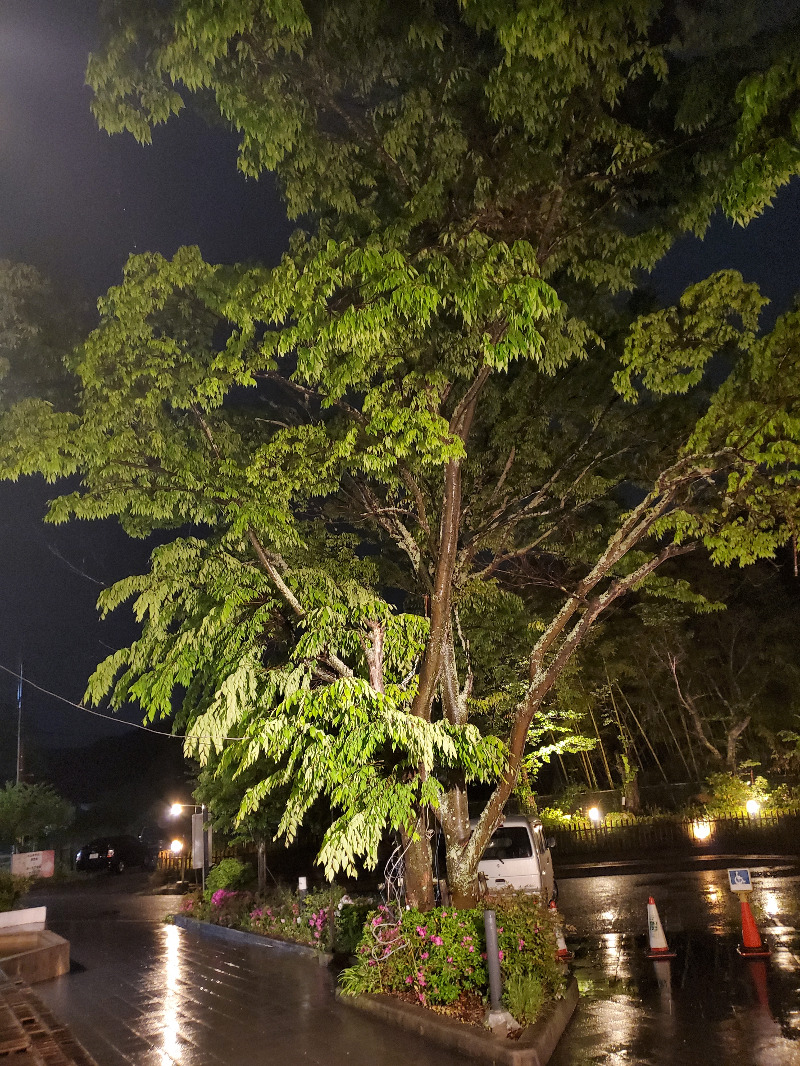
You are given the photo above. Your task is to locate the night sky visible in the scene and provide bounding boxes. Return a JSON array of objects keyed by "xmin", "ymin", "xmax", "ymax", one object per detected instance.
[{"xmin": 0, "ymin": 0, "xmax": 798, "ymax": 770}]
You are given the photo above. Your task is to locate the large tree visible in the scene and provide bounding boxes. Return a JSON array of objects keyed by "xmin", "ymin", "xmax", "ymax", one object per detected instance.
[
  {"xmin": 0, "ymin": 782, "xmax": 74, "ymax": 850},
  {"xmin": 2, "ymin": 0, "xmax": 799, "ymax": 906}
]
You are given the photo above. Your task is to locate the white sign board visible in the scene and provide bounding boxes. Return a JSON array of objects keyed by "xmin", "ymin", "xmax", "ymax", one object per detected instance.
[
  {"xmin": 191, "ymin": 812, "xmax": 211, "ymax": 870},
  {"xmin": 11, "ymin": 850, "xmax": 55, "ymax": 878},
  {"xmin": 727, "ymin": 868, "xmax": 752, "ymax": 892}
]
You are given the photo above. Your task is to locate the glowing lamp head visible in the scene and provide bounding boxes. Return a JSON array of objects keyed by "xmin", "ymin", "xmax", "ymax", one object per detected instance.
[
  {"xmin": 745, "ymin": 799, "xmax": 761, "ymax": 817},
  {"xmin": 692, "ymin": 820, "xmax": 712, "ymax": 841},
  {"xmin": 170, "ymin": 839, "xmax": 184, "ymax": 855},
  {"xmin": 169, "ymin": 803, "xmax": 183, "ymax": 817},
  {"xmin": 587, "ymin": 807, "xmax": 602, "ymax": 825}
]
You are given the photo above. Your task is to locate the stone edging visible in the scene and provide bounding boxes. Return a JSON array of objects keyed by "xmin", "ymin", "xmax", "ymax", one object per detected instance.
[
  {"xmin": 171, "ymin": 914, "xmax": 333, "ymax": 964},
  {"xmin": 338, "ymin": 975, "xmax": 579, "ymax": 1066}
]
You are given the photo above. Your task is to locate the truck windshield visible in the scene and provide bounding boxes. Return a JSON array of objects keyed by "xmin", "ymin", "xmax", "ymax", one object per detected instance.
[{"xmin": 482, "ymin": 827, "xmax": 533, "ymax": 860}]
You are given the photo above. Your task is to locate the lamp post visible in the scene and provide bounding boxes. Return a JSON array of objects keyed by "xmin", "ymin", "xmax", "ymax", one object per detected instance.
[{"xmin": 169, "ymin": 803, "xmax": 211, "ymax": 891}]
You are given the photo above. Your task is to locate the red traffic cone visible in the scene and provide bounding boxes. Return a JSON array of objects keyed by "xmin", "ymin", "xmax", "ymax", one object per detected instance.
[
  {"xmin": 646, "ymin": 896, "xmax": 676, "ymax": 959},
  {"xmin": 548, "ymin": 899, "xmax": 574, "ymax": 961},
  {"xmin": 737, "ymin": 898, "xmax": 771, "ymax": 958}
]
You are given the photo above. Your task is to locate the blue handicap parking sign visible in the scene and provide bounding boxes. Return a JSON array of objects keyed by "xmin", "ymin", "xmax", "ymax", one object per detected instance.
[{"xmin": 728, "ymin": 868, "xmax": 752, "ymax": 891}]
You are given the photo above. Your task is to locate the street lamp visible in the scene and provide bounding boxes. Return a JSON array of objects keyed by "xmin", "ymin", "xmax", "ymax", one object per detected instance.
[
  {"xmin": 745, "ymin": 799, "xmax": 761, "ymax": 817},
  {"xmin": 587, "ymin": 807, "xmax": 602, "ymax": 825},
  {"xmin": 170, "ymin": 839, "xmax": 184, "ymax": 855},
  {"xmin": 169, "ymin": 802, "xmax": 211, "ymax": 890}
]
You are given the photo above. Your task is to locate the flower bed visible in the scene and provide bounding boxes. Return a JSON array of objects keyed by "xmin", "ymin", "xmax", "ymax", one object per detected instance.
[
  {"xmin": 339, "ymin": 891, "xmax": 566, "ymax": 1029},
  {"xmin": 175, "ymin": 885, "xmax": 373, "ymax": 955}
]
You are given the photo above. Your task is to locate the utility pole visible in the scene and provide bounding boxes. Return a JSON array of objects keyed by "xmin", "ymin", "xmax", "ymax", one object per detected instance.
[{"xmin": 16, "ymin": 660, "xmax": 23, "ymax": 785}]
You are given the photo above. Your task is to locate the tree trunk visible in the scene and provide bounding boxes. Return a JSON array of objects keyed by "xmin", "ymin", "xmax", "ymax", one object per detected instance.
[
  {"xmin": 726, "ymin": 717, "xmax": 751, "ymax": 772},
  {"xmin": 401, "ymin": 820, "xmax": 435, "ymax": 910},
  {"xmin": 438, "ymin": 775, "xmax": 478, "ymax": 907},
  {"xmin": 257, "ymin": 838, "xmax": 267, "ymax": 895},
  {"xmin": 617, "ymin": 754, "xmax": 641, "ymax": 815}
]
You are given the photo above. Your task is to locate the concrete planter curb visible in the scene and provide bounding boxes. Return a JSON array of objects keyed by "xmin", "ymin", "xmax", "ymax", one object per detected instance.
[
  {"xmin": 0, "ymin": 929, "xmax": 70, "ymax": 984},
  {"xmin": 171, "ymin": 914, "xmax": 333, "ymax": 964},
  {"xmin": 338, "ymin": 975, "xmax": 579, "ymax": 1066}
]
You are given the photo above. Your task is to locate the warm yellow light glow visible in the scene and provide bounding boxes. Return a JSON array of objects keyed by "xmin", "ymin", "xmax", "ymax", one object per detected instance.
[
  {"xmin": 170, "ymin": 839, "xmax": 184, "ymax": 854},
  {"xmin": 746, "ymin": 799, "xmax": 761, "ymax": 817},
  {"xmin": 587, "ymin": 807, "xmax": 602, "ymax": 824},
  {"xmin": 161, "ymin": 923, "xmax": 182, "ymax": 1064},
  {"xmin": 764, "ymin": 893, "xmax": 779, "ymax": 917},
  {"xmin": 692, "ymin": 820, "xmax": 712, "ymax": 841},
  {"xmin": 169, "ymin": 803, "xmax": 183, "ymax": 817}
]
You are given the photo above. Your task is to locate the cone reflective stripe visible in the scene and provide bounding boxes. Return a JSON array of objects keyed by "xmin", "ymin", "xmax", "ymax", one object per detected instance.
[
  {"xmin": 737, "ymin": 898, "xmax": 771, "ymax": 958},
  {"xmin": 548, "ymin": 899, "xmax": 574, "ymax": 961},
  {"xmin": 646, "ymin": 896, "xmax": 676, "ymax": 959}
]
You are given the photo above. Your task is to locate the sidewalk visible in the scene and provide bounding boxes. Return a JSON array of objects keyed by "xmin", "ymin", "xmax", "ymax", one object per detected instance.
[{"xmin": 0, "ymin": 969, "xmax": 97, "ymax": 1065}]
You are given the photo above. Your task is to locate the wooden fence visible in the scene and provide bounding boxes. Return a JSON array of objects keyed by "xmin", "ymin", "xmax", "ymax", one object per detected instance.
[{"xmin": 550, "ymin": 809, "xmax": 800, "ymax": 859}]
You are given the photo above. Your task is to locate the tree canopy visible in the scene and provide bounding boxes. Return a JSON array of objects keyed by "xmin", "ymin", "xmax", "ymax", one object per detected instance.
[
  {"xmin": 0, "ymin": 782, "xmax": 74, "ymax": 850},
  {"xmin": 1, "ymin": 0, "xmax": 799, "ymax": 905}
]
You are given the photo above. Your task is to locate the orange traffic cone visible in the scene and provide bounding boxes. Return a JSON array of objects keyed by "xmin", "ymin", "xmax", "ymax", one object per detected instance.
[
  {"xmin": 548, "ymin": 899, "xmax": 574, "ymax": 961},
  {"xmin": 737, "ymin": 898, "xmax": 771, "ymax": 958},
  {"xmin": 646, "ymin": 896, "xmax": 676, "ymax": 959}
]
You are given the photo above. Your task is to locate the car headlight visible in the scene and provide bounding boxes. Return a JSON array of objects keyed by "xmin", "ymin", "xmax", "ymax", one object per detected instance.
[{"xmin": 107, "ymin": 848, "xmax": 115, "ymax": 858}]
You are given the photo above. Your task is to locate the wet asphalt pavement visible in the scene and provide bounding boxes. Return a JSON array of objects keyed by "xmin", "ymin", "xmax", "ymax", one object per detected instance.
[
  {"xmin": 27, "ymin": 860, "xmax": 800, "ymax": 1066},
  {"xmin": 552, "ymin": 859, "xmax": 800, "ymax": 1065},
  {"xmin": 28, "ymin": 876, "xmax": 467, "ymax": 1066}
]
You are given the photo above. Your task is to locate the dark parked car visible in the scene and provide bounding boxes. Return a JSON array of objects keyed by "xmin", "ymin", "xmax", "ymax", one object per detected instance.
[{"xmin": 75, "ymin": 835, "xmax": 155, "ymax": 874}]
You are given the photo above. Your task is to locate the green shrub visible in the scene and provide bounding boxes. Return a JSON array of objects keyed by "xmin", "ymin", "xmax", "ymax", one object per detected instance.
[
  {"xmin": 204, "ymin": 858, "xmax": 252, "ymax": 898},
  {"xmin": 768, "ymin": 782, "xmax": 800, "ymax": 809},
  {"xmin": 339, "ymin": 891, "xmax": 566, "ymax": 1011},
  {"xmin": 505, "ymin": 972, "xmax": 547, "ymax": 1026},
  {"xmin": 0, "ymin": 872, "xmax": 32, "ymax": 912},
  {"xmin": 703, "ymin": 772, "xmax": 770, "ymax": 815},
  {"xmin": 335, "ymin": 901, "xmax": 374, "ymax": 955},
  {"xmin": 538, "ymin": 806, "xmax": 571, "ymax": 830}
]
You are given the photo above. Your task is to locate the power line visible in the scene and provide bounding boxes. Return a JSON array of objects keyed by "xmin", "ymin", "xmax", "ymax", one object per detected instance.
[{"xmin": 0, "ymin": 661, "xmax": 246, "ymax": 742}]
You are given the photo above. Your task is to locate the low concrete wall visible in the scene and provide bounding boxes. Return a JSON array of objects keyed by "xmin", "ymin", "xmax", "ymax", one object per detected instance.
[
  {"xmin": 0, "ymin": 907, "xmax": 47, "ymax": 933},
  {"xmin": 340, "ymin": 976, "xmax": 579, "ymax": 1066},
  {"xmin": 0, "ymin": 930, "xmax": 70, "ymax": 984},
  {"xmin": 171, "ymin": 914, "xmax": 333, "ymax": 964}
]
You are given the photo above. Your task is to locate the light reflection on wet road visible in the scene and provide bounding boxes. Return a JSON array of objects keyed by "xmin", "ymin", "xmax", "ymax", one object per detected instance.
[
  {"xmin": 29, "ymin": 864, "xmax": 800, "ymax": 1065},
  {"xmin": 552, "ymin": 863, "xmax": 800, "ymax": 1065},
  {"xmin": 32, "ymin": 884, "xmax": 467, "ymax": 1066}
]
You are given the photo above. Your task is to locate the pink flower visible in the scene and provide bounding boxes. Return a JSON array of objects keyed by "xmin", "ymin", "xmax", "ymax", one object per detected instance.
[
  {"xmin": 430, "ymin": 935, "xmax": 444, "ymax": 946},
  {"xmin": 417, "ymin": 973, "xmax": 426, "ymax": 987},
  {"xmin": 367, "ymin": 960, "xmax": 376, "ymax": 967},
  {"xmin": 416, "ymin": 926, "xmax": 427, "ymax": 938},
  {"xmin": 481, "ymin": 952, "xmax": 487, "ymax": 960},
  {"xmin": 518, "ymin": 939, "xmax": 525, "ymax": 950},
  {"xmin": 447, "ymin": 957, "xmax": 453, "ymax": 964},
  {"xmin": 211, "ymin": 889, "xmax": 237, "ymax": 907},
  {"xmin": 498, "ymin": 950, "xmax": 504, "ymax": 961},
  {"xmin": 421, "ymin": 951, "xmax": 429, "ymax": 959},
  {"xmin": 405, "ymin": 976, "xmax": 413, "ymax": 985},
  {"xmin": 468, "ymin": 946, "xmax": 474, "ymax": 952}
]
